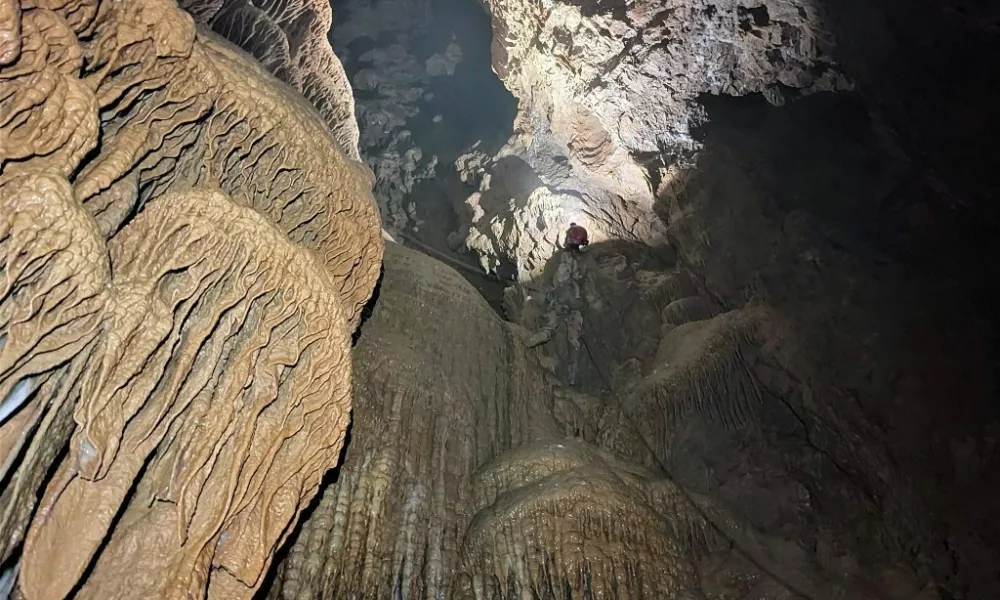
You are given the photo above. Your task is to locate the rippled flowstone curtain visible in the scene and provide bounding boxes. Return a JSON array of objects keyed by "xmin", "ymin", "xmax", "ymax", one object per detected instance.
[{"xmin": 0, "ymin": 1, "xmax": 383, "ymax": 598}]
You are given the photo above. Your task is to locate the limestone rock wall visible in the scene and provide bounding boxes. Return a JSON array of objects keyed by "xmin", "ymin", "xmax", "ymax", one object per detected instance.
[
  {"xmin": 267, "ymin": 243, "xmax": 559, "ymax": 599},
  {"xmin": 649, "ymin": 94, "xmax": 1000, "ymax": 598},
  {"xmin": 2, "ymin": 0, "xmax": 995, "ymax": 599},
  {"xmin": 454, "ymin": 0, "xmax": 849, "ymax": 279},
  {"xmin": 0, "ymin": 1, "xmax": 383, "ymax": 598},
  {"xmin": 262, "ymin": 3, "xmax": 997, "ymax": 595},
  {"xmin": 266, "ymin": 227, "xmax": 986, "ymax": 599}
]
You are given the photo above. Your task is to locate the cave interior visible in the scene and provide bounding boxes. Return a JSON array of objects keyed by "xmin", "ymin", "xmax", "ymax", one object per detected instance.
[{"xmin": 0, "ymin": 0, "xmax": 998, "ymax": 598}]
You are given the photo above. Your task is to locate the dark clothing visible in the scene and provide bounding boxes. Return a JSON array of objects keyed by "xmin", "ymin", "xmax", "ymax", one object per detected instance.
[{"xmin": 565, "ymin": 225, "xmax": 589, "ymax": 250}]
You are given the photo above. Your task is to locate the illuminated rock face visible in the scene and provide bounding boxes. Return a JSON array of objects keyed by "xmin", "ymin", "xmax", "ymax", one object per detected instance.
[
  {"xmin": 454, "ymin": 0, "xmax": 851, "ymax": 279},
  {"xmin": 179, "ymin": 0, "xmax": 362, "ymax": 161},
  {"xmin": 3, "ymin": 1, "xmax": 997, "ymax": 599},
  {"xmin": 0, "ymin": 1, "xmax": 382, "ymax": 598}
]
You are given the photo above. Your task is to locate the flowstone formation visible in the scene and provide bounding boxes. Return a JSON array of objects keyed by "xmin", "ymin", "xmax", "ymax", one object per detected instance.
[
  {"xmin": 268, "ymin": 224, "xmax": 997, "ymax": 598},
  {"xmin": 178, "ymin": 0, "xmax": 363, "ymax": 160},
  {"xmin": 260, "ymin": 0, "xmax": 997, "ymax": 598},
  {"xmin": 266, "ymin": 243, "xmax": 872, "ymax": 600},
  {"xmin": 0, "ymin": 1, "xmax": 382, "ymax": 598}
]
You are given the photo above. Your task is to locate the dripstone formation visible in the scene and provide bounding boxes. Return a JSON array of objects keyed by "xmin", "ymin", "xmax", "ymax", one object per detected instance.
[
  {"xmin": 1, "ymin": 0, "xmax": 381, "ymax": 597},
  {"xmin": 1, "ymin": 0, "xmax": 997, "ymax": 599}
]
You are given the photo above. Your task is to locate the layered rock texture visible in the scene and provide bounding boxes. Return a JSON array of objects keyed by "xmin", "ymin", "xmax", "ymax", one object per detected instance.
[
  {"xmin": 179, "ymin": 0, "xmax": 363, "ymax": 160},
  {"xmin": 266, "ymin": 243, "xmax": 872, "ymax": 600},
  {"xmin": 260, "ymin": 0, "xmax": 997, "ymax": 598},
  {"xmin": 2, "ymin": 0, "xmax": 998, "ymax": 599},
  {"xmin": 455, "ymin": 0, "xmax": 852, "ymax": 278},
  {"xmin": 267, "ymin": 210, "xmax": 998, "ymax": 599},
  {"xmin": 0, "ymin": 0, "xmax": 382, "ymax": 598},
  {"xmin": 457, "ymin": 0, "xmax": 999, "ymax": 282}
]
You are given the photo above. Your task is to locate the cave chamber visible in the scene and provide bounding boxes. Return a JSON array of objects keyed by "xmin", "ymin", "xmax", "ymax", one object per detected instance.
[{"xmin": 1, "ymin": 0, "xmax": 998, "ymax": 598}]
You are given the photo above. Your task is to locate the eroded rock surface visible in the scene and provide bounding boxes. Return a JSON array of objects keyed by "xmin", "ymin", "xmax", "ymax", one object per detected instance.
[
  {"xmin": 266, "ymin": 244, "xmax": 780, "ymax": 599},
  {"xmin": 454, "ymin": 0, "xmax": 850, "ymax": 277},
  {"xmin": 264, "ymin": 4, "xmax": 997, "ymax": 594},
  {"xmin": 0, "ymin": 0, "xmax": 382, "ymax": 597},
  {"xmin": 3, "ymin": 0, "xmax": 996, "ymax": 599}
]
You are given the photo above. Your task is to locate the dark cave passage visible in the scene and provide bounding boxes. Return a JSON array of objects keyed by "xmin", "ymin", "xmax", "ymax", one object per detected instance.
[{"xmin": 330, "ymin": 0, "xmax": 518, "ymax": 314}]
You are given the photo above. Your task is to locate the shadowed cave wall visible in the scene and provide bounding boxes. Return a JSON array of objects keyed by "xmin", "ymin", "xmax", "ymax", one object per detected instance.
[{"xmin": 1, "ymin": 0, "xmax": 999, "ymax": 599}]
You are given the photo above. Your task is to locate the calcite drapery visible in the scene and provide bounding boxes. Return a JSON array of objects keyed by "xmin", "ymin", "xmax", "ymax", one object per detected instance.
[
  {"xmin": 178, "ymin": 0, "xmax": 362, "ymax": 161},
  {"xmin": 0, "ymin": 173, "xmax": 110, "ymax": 563},
  {"xmin": 21, "ymin": 189, "xmax": 354, "ymax": 599},
  {"xmin": 0, "ymin": 0, "xmax": 382, "ymax": 597},
  {"xmin": 267, "ymin": 243, "xmax": 561, "ymax": 600}
]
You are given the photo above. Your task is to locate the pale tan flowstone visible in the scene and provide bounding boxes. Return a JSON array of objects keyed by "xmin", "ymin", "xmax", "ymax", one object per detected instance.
[{"xmin": 0, "ymin": 0, "xmax": 382, "ymax": 597}]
